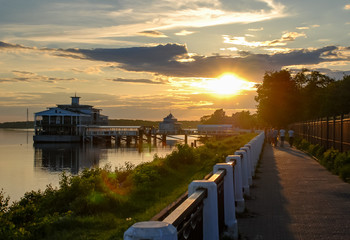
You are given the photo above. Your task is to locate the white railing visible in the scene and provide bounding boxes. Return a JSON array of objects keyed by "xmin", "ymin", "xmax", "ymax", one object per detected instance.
[{"xmin": 124, "ymin": 131, "xmax": 265, "ymax": 240}]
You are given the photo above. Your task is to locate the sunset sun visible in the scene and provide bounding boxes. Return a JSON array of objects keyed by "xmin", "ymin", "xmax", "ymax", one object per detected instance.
[{"xmin": 194, "ymin": 73, "xmax": 256, "ymax": 96}]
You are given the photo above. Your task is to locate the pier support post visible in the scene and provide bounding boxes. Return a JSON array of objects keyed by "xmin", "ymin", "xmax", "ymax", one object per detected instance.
[
  {"xmin": 226, "ymin": 155, "xmax": 245, "ymax": 213},
  {"xmin": 153, "ymin": 134, "xmax": 157, "ymax": 146},
  {"xmin": 162, "ymin": 134, "xmax": 166, "ymax": 145},
  {"xmin": 124, "ymin": 221, "xmax": 177, "ymax": 240},
  {"xmin": 126, "ymin": 136, "xmax": 132, "ymax": 146}
]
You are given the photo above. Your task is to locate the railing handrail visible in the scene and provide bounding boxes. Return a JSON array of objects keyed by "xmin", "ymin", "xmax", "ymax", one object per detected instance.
[{"xmin": 163, "ymin": 188, "xmax": 207, "ymax": 227}]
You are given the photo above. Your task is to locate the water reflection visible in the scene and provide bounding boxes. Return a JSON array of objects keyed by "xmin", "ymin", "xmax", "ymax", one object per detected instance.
[
  {"xmin": 34, "ymin": 143, "xmax": 101, "ymax": 174},
  {"xmin": 32, "ymin": 138, "xmax": 181, "ymax": 174}
]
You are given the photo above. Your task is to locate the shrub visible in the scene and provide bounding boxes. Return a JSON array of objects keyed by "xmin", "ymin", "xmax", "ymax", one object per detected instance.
[
  {"xmin": 321, "ymin": 148, "xmax": 339, "ymax": 171},
  {"xmin": 166, "ymin": 144, "xmax": 198, "ymax": 168},
  {"xmin": 131, "ymin": 163, "xmax": 162, "ymax": 190},
  {"xmin": 339, "ymin": 164, "xmax": 350, "ymax": 182},
  {"xmin": 308, "ymin": 144, "xmax": 324, "ymax": 159},
  {"xmin": 334, "ymin": 152, "xmax": 350, "ymax": 174},
  {"xmin": 299, "ymin": 139, "xmax": 310, "ymax": 151}
]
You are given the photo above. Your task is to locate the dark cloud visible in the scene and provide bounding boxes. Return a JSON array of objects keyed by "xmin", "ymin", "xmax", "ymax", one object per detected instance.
[
  {"xmin": 110, "ymin": 77, "xmax": 166, "ymax": 84},
  {"xmin": 66, "ymin": 43, "xmax": 187, "ymax": 64},
  {"xmin": 63, "ymin": 43, "xmax": 346, "ymax": 81},
  {"xmin": 138, "ymin": 30, "xmax": 167, "ymax": 38},
  {"xmin": 0, "ymin": 41, "xmax": 32, "ymax": 50},
  {"xmin": 290, "ymin": 67, "xmax": 350, "ymax": 80},
  {"xmin": 2, "ymin": 41, "xmax": 348, "ymax": 82}
]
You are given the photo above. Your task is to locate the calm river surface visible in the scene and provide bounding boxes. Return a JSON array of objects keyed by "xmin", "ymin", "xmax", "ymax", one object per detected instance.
[{"xmin": 0, "ymin": 128, "xmax": 188, "ymax": 202}]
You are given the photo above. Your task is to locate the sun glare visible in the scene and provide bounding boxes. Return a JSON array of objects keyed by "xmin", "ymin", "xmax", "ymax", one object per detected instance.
[{"xmin": 194, "ymin": 73, "xmax": 255, "ymax": 96}]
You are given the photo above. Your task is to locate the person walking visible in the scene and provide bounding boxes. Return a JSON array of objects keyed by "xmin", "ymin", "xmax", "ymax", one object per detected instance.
[
  {"xmin": 279, "ymin": 128, "xmax": 286, "ymax": 147},
  {"xmin": 288, "ymin": 129, "xmax": 294, "ymax": 147},
  {"xmin": 272, "ymin": 128, "xmax": 278, "ymax": 147}
]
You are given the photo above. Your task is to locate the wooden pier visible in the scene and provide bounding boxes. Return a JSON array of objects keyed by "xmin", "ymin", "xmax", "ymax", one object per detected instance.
[{"xmin": 82, "ymin": 125, "xmax": 237, "ymax": 146}]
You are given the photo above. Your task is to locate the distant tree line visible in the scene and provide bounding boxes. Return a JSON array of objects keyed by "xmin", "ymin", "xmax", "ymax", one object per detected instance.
[
  {"xmin": 200, "ymin": 109, "xmax": 259, "ymax": 129},
  {"xmin": 0, "ymin": 121, "xmax": 34, "ymax": 128},
  {"xmin": 255, "ymin": 69, "xmax": 350, "ymax": 127}
]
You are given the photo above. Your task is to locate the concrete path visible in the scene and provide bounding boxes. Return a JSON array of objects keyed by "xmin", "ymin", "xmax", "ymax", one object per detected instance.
[{"xmin": 237, "ymin": 143, "xmax": 350, "ymax": 240}]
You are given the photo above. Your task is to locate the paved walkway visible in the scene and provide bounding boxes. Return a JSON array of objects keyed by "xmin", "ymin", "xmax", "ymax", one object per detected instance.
[{"xmin": 237, "ymin": 143, "xmax": 350, "ymax": 240}]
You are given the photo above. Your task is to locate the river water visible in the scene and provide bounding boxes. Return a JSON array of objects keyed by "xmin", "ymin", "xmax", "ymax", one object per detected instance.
[{"xmin": 0, "ymin": 128, "xmax": 188, "ymax": 202}]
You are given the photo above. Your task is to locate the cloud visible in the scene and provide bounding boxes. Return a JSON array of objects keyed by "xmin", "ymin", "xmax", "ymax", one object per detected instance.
[
  {"xmin": 248, "ymin": 27, "xmax": 264, "ymax": 31},
  {"xmin": 289, "ymin": 67, "xmax": 350, "ymax": 80},
  {"xmin": 110, "ymin": 77, "xmax": 167, "ymax": 85},
  {"xmin": 0, "ymin": 41, "xmax": 33, "ymax": 50},
  {"xmin": 0, "ymin": 70, "xmax": 78, "ymax": 84},
  {"xmin": 223, "ymin": 32, "xmax": 307, "ymax": 47},
  {"xmin": 175, "ymin": 30, "xmax": 195, "ymax": 36},
  {"xmin": 65, "ymin": 43, "xmax": 188, "ymax": 65},
  {"xmin": 0, "ymin": 1, "xmax": 287, "ymax": 47},
  {"xmin": 2, "ymin": 41, "xmax": 347, "ymax": 83},
  {"xmin": 60, "ymin": 43, "xmax": 348, "ymax": 82},
  {"xmin": 138, "ymin": 30, "xmax": 168, "ymax": 38}
]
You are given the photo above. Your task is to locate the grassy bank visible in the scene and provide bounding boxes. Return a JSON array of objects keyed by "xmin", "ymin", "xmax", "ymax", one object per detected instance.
[
  {"xmin": 0, "ymin": 133, "xmax": 256, "ymax": 240},
  {"xmin": 294, "ymin": 138, "xmax": 350, "ymax": 182}
]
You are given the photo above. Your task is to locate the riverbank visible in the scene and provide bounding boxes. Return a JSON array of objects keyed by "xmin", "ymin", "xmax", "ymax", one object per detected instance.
[{"xmin": 0, "ymin": 133, "xmax": 256, "ymax": 240}]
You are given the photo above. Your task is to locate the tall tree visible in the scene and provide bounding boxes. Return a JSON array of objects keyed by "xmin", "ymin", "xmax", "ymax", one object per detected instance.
[
  {"xmin": 255, "ymin": 70, "xmax": 300, "ymax": 127},
  {"xmin": 200, "ymin": 109, "xmax": 228, "ymax": 124}
]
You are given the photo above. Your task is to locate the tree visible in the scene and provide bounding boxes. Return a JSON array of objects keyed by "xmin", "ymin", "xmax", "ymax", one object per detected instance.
[
  {"xmin": 231, "ymin": 111, "xmax": 258, "ymax": 129},
  {"xmin": 255, "ymin": 70, "xmax": 300, "ymax": 127},
  {"xmin": 293, "ymin": 69, "xmax": 334, "ymax": 119},
  {"xmin": 200, "ymin": 109, "xmax": 228, "ymax": 124}
]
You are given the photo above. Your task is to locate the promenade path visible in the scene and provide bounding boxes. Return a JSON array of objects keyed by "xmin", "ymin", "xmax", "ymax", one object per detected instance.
[{"xmin": 237, "ymin": 143, "xmax": 350, "ymax": 240}]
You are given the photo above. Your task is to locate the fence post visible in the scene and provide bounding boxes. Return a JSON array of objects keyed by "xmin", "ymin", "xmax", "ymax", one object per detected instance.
[
  {"xmin": 213, "ymin": 163, "xmax": 238, "ymax": 239},
  {"xmin": 226, "ymin": 155, "xmax": 245, "ymax": 213},
  {"xmin": 341, "ymin": 114, "xmax": 344, "ymax": 152},
  {"xmin": 240, "ymin": 147, "xmax": 252, "ymax": 185},
  {"xmin": 333, "ymin": 115, "xmax": 336, "ymax": 149},
  {"xmin": 188, "ymin": 180, "xmax": 219, "ymax": 240},
  {"xmin": 243, "ymin": 145, "xmax": 255, "ymax": 177},
  {"xmin": 124, "ymin": 221, "xmax": 177, "ymax": 240},
  {"xmin": 235, "ymin": 150, "xmax": 250, "ymax": 196}
]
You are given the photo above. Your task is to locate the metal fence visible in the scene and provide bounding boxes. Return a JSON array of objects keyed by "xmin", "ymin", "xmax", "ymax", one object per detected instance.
[{"xmin": 290, "ymin": 114, "xmax": 350, "ymax": 152}]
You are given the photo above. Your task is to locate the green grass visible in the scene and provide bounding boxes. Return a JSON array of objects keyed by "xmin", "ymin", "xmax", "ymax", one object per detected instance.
[{"xmin": 0, "ymin": 133, "xmax": 256, "ymax": 240}]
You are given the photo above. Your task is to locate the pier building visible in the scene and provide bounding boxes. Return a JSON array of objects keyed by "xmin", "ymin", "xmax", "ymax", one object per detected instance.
[
  {"xmin": 158, "ymin": 113, "xmax": 182, "ymax": 134},
  {"xmin": 34, "ymin": 96, "xmax": 108, "ymax": 142}
]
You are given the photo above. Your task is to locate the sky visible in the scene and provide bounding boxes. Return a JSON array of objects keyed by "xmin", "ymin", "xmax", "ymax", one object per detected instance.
[{"xmin": 0, "ymin": 0, "xmax": 350, "ymax": 122}]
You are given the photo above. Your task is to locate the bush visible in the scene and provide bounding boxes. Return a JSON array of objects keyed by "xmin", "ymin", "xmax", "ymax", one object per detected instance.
[
  {"xmin": 334, "ymin": 152, "xmax": 350, "ymax": 175},
  {"xmin": 308, "ymin": 144, "xmax": 324, "ymax": 159},
  {"xmin": 321, "ymin": 148, "xmax": 339, "ymax": 171},
  {"xmin": 131, "ymin": 163, "xmax": 161, "ymax": 190},
  {"xmin": 166, "ymin": 144, "xmax": 198, "ymax": 168},
  {"xmin": 295, "ymin": 138, "xmax": 350, "ymax": 183},
  {"xmin": 299, "ymin": 139, "xmax": 310, "ymax": 151},
  {"xmin": 339, "ymin": 164, "xmax": 350, "ymax": 182}
]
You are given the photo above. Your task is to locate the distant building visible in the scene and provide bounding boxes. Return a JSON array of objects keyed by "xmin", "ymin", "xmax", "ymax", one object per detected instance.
[
  {"xmin": 33, "ymin": 96, "xmax": 108, "ymax": 142},
  {"xmin": 159, "ymin": 113, "xmax": 182, "ymax": 134},
  {"xmin": 197, "ymin": 124, "xmax": 233, "ymax": 134}
]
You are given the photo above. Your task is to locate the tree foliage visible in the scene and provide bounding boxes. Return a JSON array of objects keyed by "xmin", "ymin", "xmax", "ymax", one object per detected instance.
[
  {"xmin": 255, "ymin": 69, "xmax": 349, "ymax": 127},
  {"xmin": 200, "ymin": 109, "xmax": 258, "ymax": 129}
]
